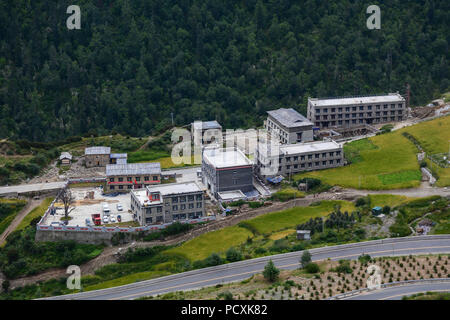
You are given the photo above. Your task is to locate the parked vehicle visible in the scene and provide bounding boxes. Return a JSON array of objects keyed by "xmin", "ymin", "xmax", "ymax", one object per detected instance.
[
  {"xmin": 103, "ymin": 203, "xmax": 110, "ymax": 215},
  {"xmin": 85, "ymin": 218, "xmax": 92, "ymax": 226},
  {"xmin": 116, "ymin": 204, "xmax": 123, "ymax": 211},
  {"xmin": 50, "ymin": 221, "xmax": 61, "ymax": 227},
  {"xmin": 103, "ymin": 215, "xmax": 109, "ymax": 223},
  {"xmin": 117, "ymin": 215, "xmax": 122, "ymax": 222},
  {"xmin": 110, "ymin": 215, "xmax": 116, "ymax": 223},
  {"xmin": 91, "ymin": 214, "xmax": 102, "ymax": 226}
]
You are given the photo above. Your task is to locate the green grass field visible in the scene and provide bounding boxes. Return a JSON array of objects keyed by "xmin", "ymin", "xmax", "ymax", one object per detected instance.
[
  {"xmin": 165, "ymin": 200, "xmax": 355, "ymax": 261},
  {"xmin": 367, "ymin": 194, "xmax": 414, "ymax": 208},
  {"xmin": 15, "ymin": 197, "xmax": 54, "ymax": 232},
  {"xmin": 294, "ymin": 116, "xmax": 450, "ymax": 189},
  {"xmin": 244, "ymin": 200, "xmax": 355, "ymax": 235},
  {"xmin": 0, "ymin": 198, "xmax": 27, "ymax": 235},
  {"xmin": 164, "ymin": 225, "xmax": 253, "ymax": 261}
]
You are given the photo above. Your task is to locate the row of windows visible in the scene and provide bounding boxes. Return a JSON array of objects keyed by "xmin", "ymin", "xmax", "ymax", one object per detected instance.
[
  {"xmin": 171, "ymin": 194, "xmax": 203, "ymax": 203},
  {"xmin": 279, "ymin": 159, "xmax": 341, "ymax": 171},
  {"xmin": 314, "ymin": 103, "xmax": 404, "ymax": 113},
  {"xmin": 316, "ymin": 110, "xmax": 402, "ymax": 120},
  {"xmin": 316, "ymin": 117, "xmax": 403, "ymax": 126},
  {"xmin": 109, "ymin": 175, "xmax": 159, "ymax": 182},
  {"xmin": 172, "ymin": 202, "xmax": 203, "ymax": 211}
]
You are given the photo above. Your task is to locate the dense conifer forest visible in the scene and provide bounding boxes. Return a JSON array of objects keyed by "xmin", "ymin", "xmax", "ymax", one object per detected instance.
[{"xmin": 0, "ymin": 0, "xmax": 448, "ymax": 141}]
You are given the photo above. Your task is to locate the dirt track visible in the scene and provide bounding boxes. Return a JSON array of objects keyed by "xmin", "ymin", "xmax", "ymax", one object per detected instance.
[{"xmin": 0, "ymin": 198, "xmax": 42, "ymax": 246}]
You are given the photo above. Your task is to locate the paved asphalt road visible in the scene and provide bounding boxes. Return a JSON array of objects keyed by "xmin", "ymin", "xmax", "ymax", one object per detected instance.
[
  {"xmin": 43, "ymin": 235, "xmax": 450, "ymax": 300},
  {"xmin": 0, "ymin": 181, "xmax": 66, "ymax": 196},
  {"xmin": 345, "ymin": 281, "xmax": 450, "ymax": 300}
]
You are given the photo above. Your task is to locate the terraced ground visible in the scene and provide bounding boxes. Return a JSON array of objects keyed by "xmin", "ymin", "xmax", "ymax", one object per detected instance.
[{"xmin": 295, "ymin": 115, "xmax": 450, "ymax": 189}]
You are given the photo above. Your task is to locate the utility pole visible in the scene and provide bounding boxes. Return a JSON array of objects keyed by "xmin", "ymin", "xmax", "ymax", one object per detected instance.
[{"xmin": 171, "ymin": 112, "xmax": 174, "ymax": 126}]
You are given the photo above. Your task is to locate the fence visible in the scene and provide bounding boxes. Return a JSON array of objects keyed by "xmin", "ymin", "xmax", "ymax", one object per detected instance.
[
  {"xmin": 328, "ymin": 278, "xmax": 450, "ymax": 300},
  {"xmin": 67, "ymin": 177, "xmax": 106, "ymax": 184}
]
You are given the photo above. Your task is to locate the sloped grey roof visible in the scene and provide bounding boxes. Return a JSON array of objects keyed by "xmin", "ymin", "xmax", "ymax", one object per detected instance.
[
  {"xmin": 110, "ymin": 153, "xmax": 128, "ymax": 159},
  {"xmin": 59, "ymin": 152, "xmax": 72, "ymax": 160},
  {"xmin": 267, "ymin": 108, "xmax": 312, "ymax": 128},
  {"xmin": 192, "ymin": 120, "xmax": 222, "ymax": 130},
  {"xmin": 106, "ymin": 163, "xmax": 161, "ymax": 176},
  {"xmin": 85, "ymin": 146, "xmax": 111, "ymax": 155}
]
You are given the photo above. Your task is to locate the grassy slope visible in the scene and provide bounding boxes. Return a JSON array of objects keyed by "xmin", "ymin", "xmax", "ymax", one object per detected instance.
[
  {"xmin": 400, "ymin": 115, "xmax": 450, "ymax": 187},
  {"xmin": 294, "ymin": 116, "xmax": 450, "ymax": 189},
  {"xmin": 166, "ymin": 200, "xmax": 355, "ymax": 261},
  {"xmin": 0, "ymin": 199, "xmax": 27, "ymax": 235},
  {"xmin": 368, "ymin": 194, "xmax": 415, "ymax": 208},
  {"xmin": 15, "ymin": 197, "xmax": 54, "ymax": 232}
]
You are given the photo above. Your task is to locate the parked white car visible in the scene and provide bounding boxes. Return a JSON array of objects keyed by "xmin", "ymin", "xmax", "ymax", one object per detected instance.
[
  {"xmin": 103, "ymin": 215, "xmax": 109, "ymax": 224},
  {"xmin": 110, "ymin": 215, "xmax": 116, "ymax": 223},
  {"xmin": 116, "ymin": 204, "xmax": 123, "ymax": 211}
]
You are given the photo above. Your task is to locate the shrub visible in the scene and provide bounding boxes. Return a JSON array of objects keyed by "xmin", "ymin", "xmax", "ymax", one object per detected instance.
[
  {"xmin": 304, "ymin": 263, "xmax": 320, "ymax": 274},
  {"xmin": 263, "ymin": 260, "xmax": 280, "ymax": 282},
  {"xmin": 300, "ymin": 250, "xmax": 312, "ymax": 267},
  {"xmin": 226, "ymin": 247, "xmax": 243, "ymax": 262}
]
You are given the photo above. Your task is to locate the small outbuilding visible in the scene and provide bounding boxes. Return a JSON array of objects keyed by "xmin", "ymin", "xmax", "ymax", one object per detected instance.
[
  {"xmin": 59, "ymin": 152, "xmax": 72, "ymax": 165},
  {"xmin": 296, "ymin": 229, "xmax": 311, "ymax": 240}
]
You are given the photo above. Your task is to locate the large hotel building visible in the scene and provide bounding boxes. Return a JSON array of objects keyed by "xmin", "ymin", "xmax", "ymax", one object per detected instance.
[{"xmin": 307, "ymin": 93, "xmax": 406, "ymax": 129}]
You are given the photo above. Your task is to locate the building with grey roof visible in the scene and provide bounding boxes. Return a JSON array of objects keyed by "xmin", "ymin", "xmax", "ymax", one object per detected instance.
[
  {"xmin": 256, "ymin": 140, "xmax": 344, "ymax": 179},
  {"xmin": 191, "ymin": 120, "xmax": 223, "ymax": 145},
  {"xmin": 202, "ymin": 146, "xmax": 254, "ymax": 198},
  {"xmin": 110, "ymin": 153, "xmax": 128, "ymax": 164},
  {"xmin": 265, "ymin": 108, "xmax": 314, "ymax": 144},
  {"xmin": 59, "ymin": 152, "xmax": 72, "ymax": 165},
  {"xmin": 131, "ymin": 182, "xmax": 204, "ymax": 225},
  {"xmin": 105, "ymin": 163, "xmax": 161, "ymax": 193},
  {"xmin": 307, "ymin": 93, "xmax": 406, "ymax": 129},
  {"xmin": 84, "ymin": 146, "xmax": 111, "ymax": 167}
]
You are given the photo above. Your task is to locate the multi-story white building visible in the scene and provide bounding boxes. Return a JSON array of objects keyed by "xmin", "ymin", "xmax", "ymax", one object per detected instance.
[
  {"xmin": 265, "ymin": 108, "xmax": 314, "ymax": 144},
  {"xmin": 307, "ymin": 93, "xmax": 406, "ymax": 129}
]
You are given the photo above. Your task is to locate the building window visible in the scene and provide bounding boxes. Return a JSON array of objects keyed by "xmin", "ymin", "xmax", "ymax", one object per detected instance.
[
  {"xmin": 157, "ymin": 207, "xmax": 162, "ymax": 213},
  {"xmin": 172, "ymin": 197, "xmax": 178, "ymax": 203},
  {"xmin": 110, "ymin": 185, "xmax": 115, "ymax": 190},
  {"xmin": 188, "ymin": 195, "xmax": 194, "ymax": 201},
  {"xmin": 180, "ymin": 196, "xmax": 186, "ymax": 202},
  {"xmin": 135, "ymin": 177, "xmax": 140, "ymax": 182},
  {"xmin": 196, "ymin": 194, "xmax": 202, "ymax": 201},
  {"xmin": 109, "ymin": 178, "xmax": 114, "ymax": 182},
  {"xmin": 144, "ymin": 176, "xmax": 149, "ymax": 181},
  {"xmin": 127, "ymin": 177, "xmax": 132, "ymax": 182},
  {"xmin": 118, "ymin": 177, "xmax": 123, "ymax": 182},
  {"xmin": 197, "ymin": 202, "xmax": 202, "ymax": 208},
  {"xmin": 180, "ymin": 204, "xmax": 186, "ymax": 210},
  {"xmin": 172, "ymin": 205, "xmax": 178, "ymax": 211},
  {"xmin": 119, "ymin": 185, "xmax": 123, "ymax": 190},
  {"xmin": 127, "ymin": 185, "xmax": 132, "ymax": 189},
  {"xmin": 153, "ymin": 176, "xmax": 158, "ymax": 181},
  {"xmin": 189, "ymin": 203, "xmax": 194, "ymax": 209}
]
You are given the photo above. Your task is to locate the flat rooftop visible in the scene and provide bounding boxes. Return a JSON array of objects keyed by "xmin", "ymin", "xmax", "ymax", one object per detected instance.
[
  {"xmin": 203, "ymin": 147, "xmax": 252, "ymax": 168},
  {"xmin": 110, "ymin": 153, "xmax": 127, "ymax": 159},
  {"xmin": 106, "ymin": 162, "xmax": 161, "ymax": 176},
  {"xmin": 217, "ymin": 190, "xmax": 246, "ymax": 201},
  {"xmin": 309, "ymin": 93, "xmax": 405, "ymax": 107},
  {"xmin": 280, "ymin": 140, "xmax": 342, "ymax": 155},
  {"xmin": 85, "ymin": 146, "xmax": 111, "ymax": 155},
  {"xmin": 267, "ymin": 108, "xmax": 313, "ymax": 128},
  {"xmin": 133, "ymin": 182, "xmax": 203, "ymax": 206}
]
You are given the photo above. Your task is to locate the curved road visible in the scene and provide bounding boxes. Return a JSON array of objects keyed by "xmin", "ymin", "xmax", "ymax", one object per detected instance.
[
  {"xmin": 345, "ymin": 281, "xmax": 450, "ymax": 300},
  {"xmin": 42, "ymin": 235, "xmax": 450, "ymax": 300}
]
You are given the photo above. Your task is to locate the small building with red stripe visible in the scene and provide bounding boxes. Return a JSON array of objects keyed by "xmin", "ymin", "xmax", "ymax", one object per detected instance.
[{"xmin": 105, "ymin": 162, "xmax": 161, "ymax": 193}]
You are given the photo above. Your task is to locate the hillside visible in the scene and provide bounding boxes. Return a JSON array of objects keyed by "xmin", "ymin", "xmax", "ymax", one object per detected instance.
[
  {"xmin": 295, "ymin": 115, "xmax": 450, "ymax": 189},
  {"xmin": 0, "ymin": 0, "xmax": 449, "ymax": 142}
]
